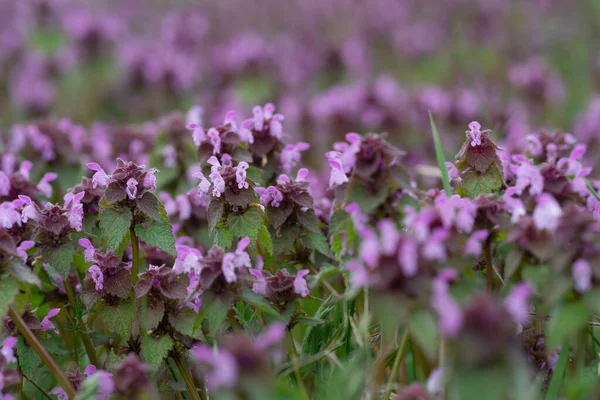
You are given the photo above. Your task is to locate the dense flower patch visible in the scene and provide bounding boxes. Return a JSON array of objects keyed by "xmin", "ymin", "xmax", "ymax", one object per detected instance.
[{"xmin": 2, "ymin": 1, "xmax": 600, "ymax": 400}]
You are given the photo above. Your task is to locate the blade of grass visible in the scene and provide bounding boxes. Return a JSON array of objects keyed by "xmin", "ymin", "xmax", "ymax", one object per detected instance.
[
  {"xmin": 429, "ymin": 112, "xmax": 451, "ymax": 197},
  {"xmin": 545, "ymin": 343, "xmax": 569, "ymax": 400},
  {"xmin": 586, "ymin": 179, "xmax": 600, "ymax": 202}
]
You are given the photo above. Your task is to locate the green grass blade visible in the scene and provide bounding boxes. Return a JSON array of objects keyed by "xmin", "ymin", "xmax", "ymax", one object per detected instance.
[
  {"xmin": 545, "ymin": 343, "xmax": 569, "ymax": 400},
  {"xmin": 429, "ymin": 112, "xmax": 452, "ymax": 197},
  {"xmin": 586, "ymin": 179, "xmax": 600, "ymax": 202}
]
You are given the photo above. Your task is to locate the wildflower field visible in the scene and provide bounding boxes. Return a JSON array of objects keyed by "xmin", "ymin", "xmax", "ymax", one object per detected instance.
[{"xmin": 2, "ymin": 1, "xmax": 600, "ymax": 399}]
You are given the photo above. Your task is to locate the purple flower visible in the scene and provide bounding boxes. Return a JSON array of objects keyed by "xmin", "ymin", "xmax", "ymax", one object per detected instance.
[
  {"xmin": 0, "ymin": 200, "xmax": 23, "ymax": 229},
  {"xmin": 573, "ymin": 259, "xmax": 592, "ymax": 292},
  {"xmin": 87, "ymin": 162, "xmax": 110, "ymax": 188},
  {"xmin": 255, "ymin": 323, "xmax": 286, "ymax": 349},
  {"xmin": 326, "ymin": 152, "xmax": 349, "ymax": 187},
  {"xmin": 511, "ymin": 157, "xmax": 544, "ymax": 196},
  {"xmin": 504, "ymin": 282, "xmax": 534, "ymax": 325},
  {"xmin": 16, "ymin": 241, "xmax": 34, "ymax": 263},
  {"xmin": 421, "ymin": 228, "xmax": 449, "ymax": 262},
  {"xmin": 466, "ymin": 121, "xmax": 490, "ymax": 147},
  {"xmin": 464, "ymin": 230, "xmax": 489, "ymax": 257},
  {"xmin": 235, "ymin": 162, "xmax": 249, "ymax": 189},
  {"xmin": 173, "ymin": 244, "xmax": 203, "ymax": 275},
  {"xmin": 40, "ymin": 308, "xmax": 61, "ymax": 334},
  {"xmin": 88, "ymin": 265, "xmax": 104, "ymax": 291},
  {"xmin": 280, "ymin": 142, "xmax": 310, "ymax": 173},
  {"xmin": 37, "ymin": 172, "xmax": 57, "ymax": 198},
  {"xmin": 249, "ymin": 269, "xmax": 267, "ymax": 295},
  {"xmin": 532, "ymin": 193, "xmax": 562, "ymax": 232},
  {"xmin": 193, "ymin": 346, "xmax": 238, "ymax": 389},
  {"xmin": 1, "ymin": 337, "xmax": 17, "ymax": 364},
  {"xmin": 79, "ymin": 238, "xmax": 96, "ymax": 262},
  {"xmin": 398, "ymin": 239, "xmax": 418, "ymax": 277},
  {"xmin": 431, "ymin": 271, "xmax": 463, "ymax": 337},
  {"xmin": 126, "ymin": 178, "xmax": 138, "ymax": 200},
  {"xmin": 221, "ymin": 237, "xmax": 251, "ymax": 283},
  {"xmin": 293, "ymin": 270, "xmax": 310, "ymax": 297},
  {"xmin": 256, "ymin": 186, "xmax": 284, "ymax": 207},
  {"xmin": 207, "ymin": 128, "xmax": 222, "ymax": 155}
]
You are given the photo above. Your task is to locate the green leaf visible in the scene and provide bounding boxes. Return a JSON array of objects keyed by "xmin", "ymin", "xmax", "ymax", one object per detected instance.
[
  {"xmin": 0, "ymin": 278, "xmax": 19, "ymax": 319},
  {"xmin": 98, "ymin": 299, "xmax": 136, "ymax": 340},
  {"xmin": 545, "ymin": 343, "xmax": 569, "ymax": 400},
  {"xmin": 143, "ymin": 335, "xmax": 173, "ymax": 369},
  {"xmin": 215, "ymin": 228, "xmax": 234, "ymax": 249},
  {"xmin": 347, "ymin": 182, "xmax": 389, "ymax": 213},
  {"xmin": 100, "ymin": 207, "xmax": 132, "ymax": 250},
  {"xmin": 460, "ymin": 164, "xmax": 503, "ymax": 198},
  {"xmin": 10, "ymin": 261, "xmax": 41, "ymax": 287},
  {"xmin": 585, "ymin": 179, "xmax": 600, "ymax": 202},
  {"xmin": 303, "ymin": 231, "xmax": 333, "ymax": 258},
  {"xmin": 42, "ymin": 242, "xmax": 75, "ymax": 280},
  {"xmin": 203, "ymin": 295, "xmax": 231, "ymax": 337},
  {"xmin": 136, "ymin": 192, "xmax": 162, "ymax": 221},
  {"xmin": 548, "ymin": 302, "xmax": 590, "ymax": 348},
  {"xmin": 227, "ymin": 206, "xmax": 264, "ymax": 240},
  {"xmin": 257, "ymin": 225, "xmax": 273, "ymax": 255},
  {"xmin": 429, "ymin": 112, "xmax": 452, "ymax": 197},
  {"xmin": 169, "ymin": 308, "xmax": 204, "ymax": 339},
  {"xmin": 208, "ymin": 199, "xmax": 224, "ymax": 234},
  {"xmin": 16, "ymin": 337, "xmax": 41, "ymax": 376},
  {"xmin": 135, "ymin": 219, "xmax": 176, "ymax": 255},
  {"xmin": 241, "ymin": 290, "xmax": 280, "ymax": 318},
  {"xmin": 296, "ymin": 209, "xmax": 321, "ymax": 234},
  {"xmin": 408, "ymin": 309, "xmax": 439, "ymax": 360}
]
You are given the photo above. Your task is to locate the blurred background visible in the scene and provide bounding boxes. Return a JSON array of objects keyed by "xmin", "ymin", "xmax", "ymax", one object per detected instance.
[{"xmin": 1, "ymin": 0, "xmax": 600, "ymax": 178}]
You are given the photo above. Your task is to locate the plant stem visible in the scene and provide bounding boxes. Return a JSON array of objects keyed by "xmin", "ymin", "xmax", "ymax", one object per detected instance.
[
  {"xmin": 166, "ymin": 358, "xmax": 187, "ymax": 400},
  {"xmin": 130, "ymin": 228, "xmax": 140, "ymax": 285},
  {"xmin": 227, "ymin": 309, "xmax": 242, "ymax": 332},
  {"xmin": 64, "ymin": 282, "xmax": 99, "ymax": 367},
  {"xmin": 383, "ymin": 329, "xmax": 410, "ymax": 400},
  {"xmin": 172, "ymin": 353, "xmax": 203, "ymax": 400},
  {"xmin": 287, "ymin": 331, "xmax": 310, "ymax": 400},
  {"xmin": 8, "ymin": 306, "xmax": 76, "ymax": 399},
  {"xmin": 484, "ymin": 237, "xmax": 494, "ymax": 293}
]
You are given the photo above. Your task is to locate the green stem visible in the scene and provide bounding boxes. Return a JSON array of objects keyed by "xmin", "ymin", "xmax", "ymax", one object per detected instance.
[
  {"xmin": 8, "ymin": 306, "xmax": 76, "ymax": 399},
  {"xmin": 23, "ymin": 372, "xmax": 54, "ymax": 400},
  {"xmin": 64, "ymin": 282, "xmax": 98, "ymax": 367},
  {"xmin": 172, "ymin": 353, "xmax": 203, "ymax": 400},
  {"xmin": 166, "ymin": 358, "xmax": 187, "ymax": 400},
  {"xmin": 484, "ymin": 237, "xmax": 494, "ymax": 293},
  {"xmin": 130, "ymin": 228, "xmax": 140, "ymax": 285},
  {"xmin": 383, "ymin": 329, "xmax": 410, "ymax": 400},
  {"xmin": 287, "ymin": 331, "xmax": 310, "ymax": 400},
  {"xmin": 227, "ymin": 309, "xmax": 242, "ymax": 332}
]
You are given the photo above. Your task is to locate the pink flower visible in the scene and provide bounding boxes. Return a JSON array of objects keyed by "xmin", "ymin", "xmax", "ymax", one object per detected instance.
[
  {"xmin": 207, "ymin": 128, "xmax": 222, "ymax": 155},
  {"xmin": 504, "ymin": 282, "xmax": 534, "ymax": 325},
  {"xmin": 280, "ymin": 142, "xmax": 310, "ymax": 173},
  {"xmin": 193, "ymin": 345, "xmax": 238, "ymax": 389},
  {"xmin": 37, "ymin": 172, "xmax": 57, "ymax": 198},
  {"xmin": 236, "ymin": 162, "xmax": 249, "ymax": 189},
  {"xmin": 1, "ymin": 337, "xmax": 17, "ymax": 364},
  {"xmin": 16, "ymin": 241, "xmax": 34, "ymax": 263},
  {"xmin": 88, "ymin": 265, "xmax": 104, "ymax": 291},
  {"xmin": 87, "ymin": 163, "xmax": 110, "ymax": 188},
  {"xmin": 143, "ymin": 168, "xmax": 158, "ymax": 192},
  {"xmin": 326, "ymin": 152, "xmax": 349, "ymax": 187},
  {"xmin": 573, "ymin": 259, "xmax": 592, "ymax": 292},
  {"xmin": 431, "ymin": 271, "xmax": 463, "ymax": 337},
  {"xmin": 255, "ymin": 323, "xmax": 286, "ymax": 349},
  {"xmin": 464, "ymin": 230, "xmax": 489, "ymax": 256},
  {"xmin": 465, "ymin": 121, "xmax": 489, "ymax": 147},
  {"xmin": 398, "ymin": 239, "xmax": 418, "ymax": 277},
  {"xmin": 532, "ymin": 193, "xmax": 562, "ymax": 232},
  {"xmin": 422, "ymin": 228, "xmax": 449, "ymax": 262},
  {"xmin": 250, "ymin": 269, "xmax": 267, "ymax": 295},
  {"xmin": 126, "ymin": 178, "xmax": 138, "ymax": 200},
  {"xmin": 256, "ymin": 186, "xmax": 283, "ymax": 207},
  {"xmin": 40, "ymin": 308, "xmax": 61, "ymax": 334},
  {"xmin": 293, "ymin": 270, "xmax": 310, "ymax": 297},
  {"xmin": 0, "ymin": 200, "xmax": 23, "ymax": 229},
  {"xmin": 19, "ymin": 195, "xmax": 39, "ymax": 223}
]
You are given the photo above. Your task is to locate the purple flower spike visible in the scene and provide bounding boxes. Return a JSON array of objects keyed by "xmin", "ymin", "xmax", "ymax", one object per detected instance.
[
  {"xmin": 79, "ymin": 238, "xmax": 96, "ymax": 262},
  {"xmin": 37, "ymin": 172, "xmax": 57, "ymax": 198}
]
